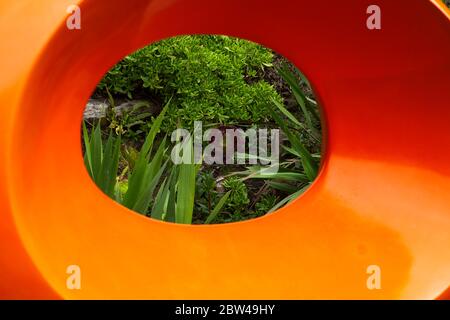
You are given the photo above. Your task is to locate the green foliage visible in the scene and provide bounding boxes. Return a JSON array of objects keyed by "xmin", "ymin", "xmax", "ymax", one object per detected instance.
[
  {"xmin": 107, "ymin": 101, "xmax": 154, "ymax": 139},
  {"xmin": 119, "ymin": 100, "xmax": 170, "ymax": 214},
  {"xmin": 255, "ymin": 194, "xmax": 279, "ymax": 216},
  {"xmin": 84, "ymin": 35, "xmax": 323, "ymax": 223},
  {"xmin": 271, "ymin": 102, "xmax": 318, "ymax": 181},
  {"xmin": 239, "ymin": 64, "xmax": 321, "ymax": 212},
  {"xmin": 97, "ymin": 35, "xmax": 282, "ymax": 132},
  {"xmin": 222, "ymin": 176, "xmax": 250, "ymax": 213},
  {"xmin": 174, "ymin": 151, "xmax": 198, "ymax": 224},
  {"xmin": 83, "ymin": 104, "xmax": 230, "ymax": 224},
  {"xmin": 194, "ymin": 170, "xmax": 219, "ymax": 218},
  {"xmin": 204, "ymin": 191, "xmax": 231, "ymax": 224},
  {"xmin": 83, "ymin": 122, "xmax": 121, "ymax": 199},
  {"xmin": 148, "ymin": 158, "xmax": 200, "ymax": 224}
]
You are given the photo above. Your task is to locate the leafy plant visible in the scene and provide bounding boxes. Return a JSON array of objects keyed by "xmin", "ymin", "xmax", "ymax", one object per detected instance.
[
  {"xmin": 83, "ymin": 100, "xmax": 170, "ymax": 216},
  {"xmin": 222, "ymin": 176, "xmax": 250, "ymax": 214},
  {"xmin": 97, "ymin": 35, "xmax": 283, "ymax": 133},
  {"xmin": 104, "ymin": 89, "xmax": 155, "ymax": 140},
  {"xmin": 204, "ymin": 191, "xmax": 231, "ymax": 224},
  {"xmin": 194, "ymin": 170, "xmax": 219, "ymax": 218},
  {"xmin": 174, "ymin": 148, "xmax": 198, "ymax": 224},
  {"xmin": 84, "ymin": 35, "xmax": 322, "ymax": 222},
  {"xmin": 83, "ymin": 122, "xmax": 121, "ymax": 199},
  {"xmin": 83, "ymin": 101, "xmax": 230, "ymax": 224},
  {"xmin": 151, "ymin": 142, "xmax": 230, "ymax": 224},
  {"xmin": 109, "ymin": 102, "xmax": 154, "ymax": 139},
  {"xmin": 117, "ymin": 100, "xmax": 170, "ymax": 214},
  {"xmin": 239, "ymin": 64, "xmax": 321, "ymax": 212},
  {"xmin": 255, "ymin": 194, "xmax": 279, "ymax": 216}
]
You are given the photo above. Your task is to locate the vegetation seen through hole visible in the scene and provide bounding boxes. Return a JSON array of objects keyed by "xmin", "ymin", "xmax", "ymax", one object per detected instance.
[{"xmin": 82, "ymin": 35, "xmax": 322, "ymax": 224}]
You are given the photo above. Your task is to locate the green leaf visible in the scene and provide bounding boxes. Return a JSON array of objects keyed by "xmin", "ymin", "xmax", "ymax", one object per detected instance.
[
  {"xmin": 254, "ymin": 171, "xmax": 308, "ymax": 182},
  {"xmin": 269, "ymin": 184, "xmax": 310, "ymax": 213},
  {"xmin": 89, "ymin": 122, "xmax": 103, "ymax": 182},
  {"xmin": 205, "ymin": 191, "xmax": 231, "ymax": 224},
  {"xmin": 132, "ymin": 159, "xmax": 168, "ymax": 214},
  {"xmin": 97, "ymin": 131, "xmax": 121, "ymax": 197},
  {"xmin": 176, "ymin": 162, "xmax": 197, "ymax": 224},
  {"xmin": 270, "ymin": 107, "xmax": 318, "ymax": 181},
  {"xmin": 271, "ymin": 97, "xmax": 302, "ymax": 127},
  {"xmin": 82, "ymin": 122, "xmax": 121, "ymax": 199},
  {"xmin": 175, "ymin": 138, "xmax": 198, "ymax": 224},
  {"xmin": 123, "ymin": 99, "xmax": 171, "ymax": 209},
  {"xmin": 82, "ymin": 122, "xmax": 93, "ymax": 177},
  {"xmin": 150, "ymin": 178, "xmax": 168, "ymax": 220},
  {"xmin": 267, "ymin": 181, "xmax": 298, "ymax": 193},
  {"xmin": 165, "ymin": 166, "xmax": 178, "ymax": 223},
  {"xmin": 278, "ymin": 63, "xmax": 320, "ymax": 126},
  {"xmin": 241, "ymin": 166, "xmax": 309, "ymax": 182},
  {"xmin": 272, "ymin": 98, "xmax": 321, "ymax": 142}
]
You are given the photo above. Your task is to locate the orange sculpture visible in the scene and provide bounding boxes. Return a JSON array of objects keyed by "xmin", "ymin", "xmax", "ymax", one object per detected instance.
[{"xmin": 0, "ymin": 0, "xmax": 449, "ymax": 299}]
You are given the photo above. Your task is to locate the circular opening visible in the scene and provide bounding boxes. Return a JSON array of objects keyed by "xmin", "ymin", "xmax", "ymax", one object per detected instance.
[{"xmin": 81, "ymin": 35, "xmax": 322, "ymax": 224}]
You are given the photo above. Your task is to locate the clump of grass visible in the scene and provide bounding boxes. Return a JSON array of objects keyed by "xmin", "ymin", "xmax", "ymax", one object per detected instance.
[
  {"xmin": 239, "ymin": 63, "xmax": 321, "ymax": 212},
  {"xmin": 83, "ymin": 100, "xmax": 229, "ymax": 224}
]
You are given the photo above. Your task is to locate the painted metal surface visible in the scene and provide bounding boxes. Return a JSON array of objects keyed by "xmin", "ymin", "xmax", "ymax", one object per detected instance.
[{"xmin": 0, "ymin": 0, "xmax": 449, "ymax": 299}]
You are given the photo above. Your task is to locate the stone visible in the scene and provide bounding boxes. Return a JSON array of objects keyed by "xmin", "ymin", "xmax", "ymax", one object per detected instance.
[
  {"xmin": 83, "ymin": 99, "xmax": 155, "ymax": 120},
  {"xmin": 83, "ymin": 99, "xmax": 109, "ymax": 119}
]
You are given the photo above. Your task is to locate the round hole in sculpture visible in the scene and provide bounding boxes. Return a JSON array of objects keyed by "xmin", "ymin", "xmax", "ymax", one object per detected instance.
[{"xmin": 81, "ymin": 35, "xmax": 323, "ymax": 225}]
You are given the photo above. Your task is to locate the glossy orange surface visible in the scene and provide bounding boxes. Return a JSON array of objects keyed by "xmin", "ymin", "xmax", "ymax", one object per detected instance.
[{"xmin": 0, "ymin": 0, "xmax": 449, "ymax": 299}]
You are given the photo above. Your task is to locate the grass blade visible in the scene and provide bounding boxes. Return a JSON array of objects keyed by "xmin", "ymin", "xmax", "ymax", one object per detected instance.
[
  {"xmin": 205, "ymin": 191, "xmax": 231, "ymax": 224},
  {"xmin": 150, "ymin": 177, "xmax": 168, "ymax": 220},
  {"xmin": 165, "ymin": 166, "xmax": 178, "ymax": 223},
  {"xmin": 132, "ymin": 159, "xmax": 168, "ymax": 214},
  {"xmin": 97, "ymin": 131, "xmax": 121, "ymax": 197},
  {"xmin": 176, "ymin": 162, "xmax": 197, "ymax": 224},
  {"xmin": 175, "ymin": 137, "xmax": 198, "ymax": 224},
  {"xmin": 89, "ymin": 122, "xmax": 103, "ymax": 182},
  {"xmin": 278, "ymin": 63, "xmax": 321, "ymax": 126},
  {"xmin": 82, "ymin": 122, "xmax": 93, "ymax": 177},
  {"xmin": 270, "ymin": 108, "xmax": 318, "ymax": 181},
  {"xmin": 269, "ymin": 184, "xmax": 310, "ymax": 213},
  {"xmin": 267, "ymin": 181, "xmax": 298, "ymax": 193},
  {"xmin": 272, "ymin": 98, "xmax": 321, "ymax": 142}
]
